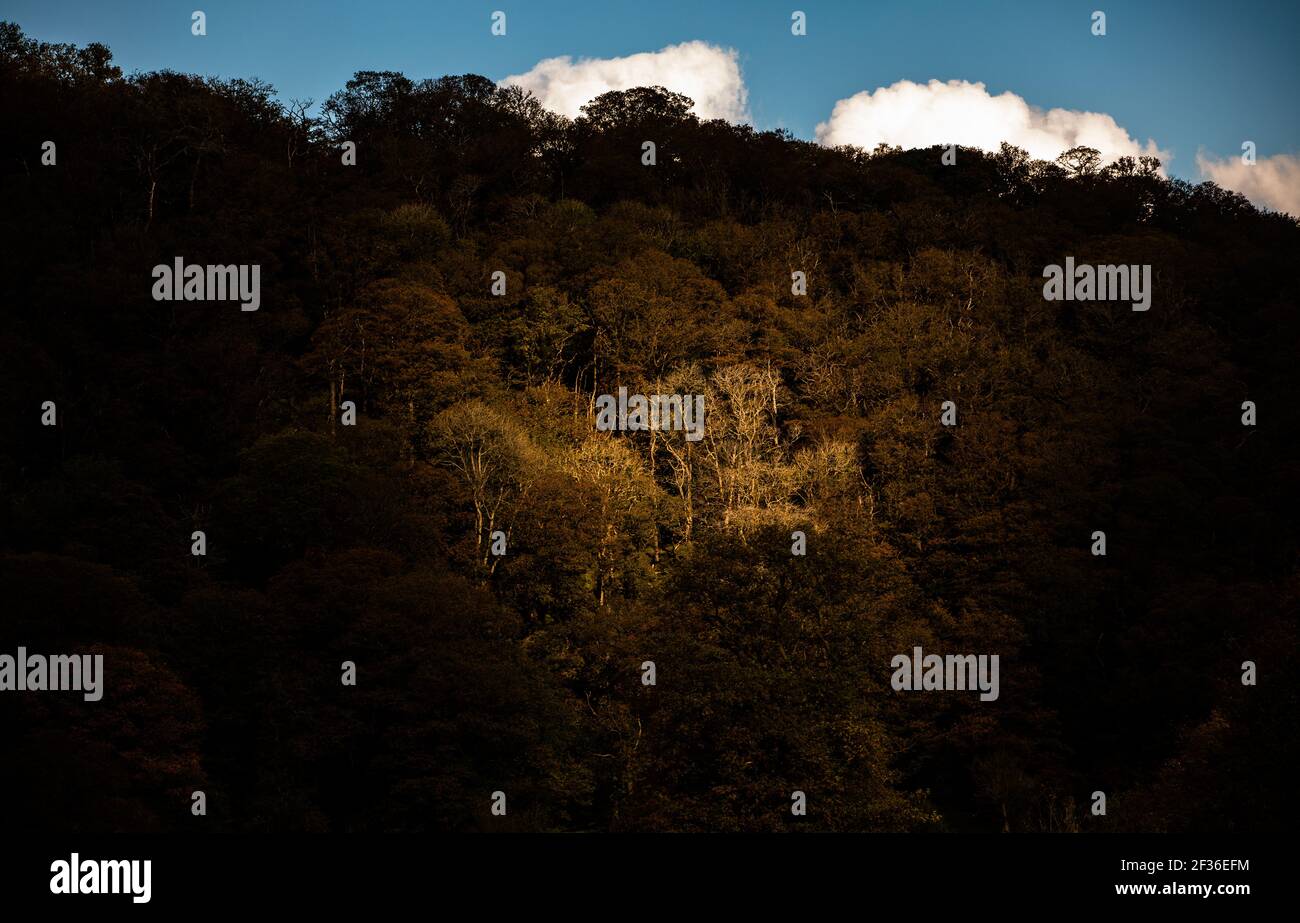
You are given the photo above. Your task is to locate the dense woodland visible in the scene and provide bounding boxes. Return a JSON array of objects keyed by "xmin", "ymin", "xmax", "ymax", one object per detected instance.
[{"xmin": 1, "ymin": 24, "xmax": 1296, "ymax": 832}]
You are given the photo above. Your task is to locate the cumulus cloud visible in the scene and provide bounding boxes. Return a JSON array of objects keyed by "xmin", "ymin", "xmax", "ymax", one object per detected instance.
[
  {"xmin": 815, "ymin": 79, "xmax": 1166, "ymax": 168},
  {"xmin": 1196, "ymin": 151, "xmax": 1300, "ymax": 217},
  {"xmin": 500, "ymin": 41, "xmax": 749, "ymax": 123}
]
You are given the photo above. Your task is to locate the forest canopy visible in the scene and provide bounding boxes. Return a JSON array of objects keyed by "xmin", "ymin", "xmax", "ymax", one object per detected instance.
[{"xmin": 1, "ymin": 23, "xmax": 1296, "ymax": 832}]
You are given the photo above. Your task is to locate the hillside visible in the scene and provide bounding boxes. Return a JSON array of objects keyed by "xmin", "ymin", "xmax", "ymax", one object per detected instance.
[{"xmin": 1, "ymin": 24, "xmax": 1297, "ymax": 832}]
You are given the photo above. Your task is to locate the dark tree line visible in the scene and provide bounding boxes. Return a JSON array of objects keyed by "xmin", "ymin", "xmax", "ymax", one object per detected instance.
[{"xmin": 1, "ymin": 23, "xmax": 1296, "ymax": 832}]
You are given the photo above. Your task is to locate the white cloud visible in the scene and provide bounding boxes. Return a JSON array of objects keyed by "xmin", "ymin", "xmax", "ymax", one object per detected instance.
[
  {"xmin": 500, "ymin": 41, "xmax": 749, "ymax": 123},
  {"xmin": 1196, "ymin": 151, "xmax": 1300, "ymax": 217},
  {"xmin": 815, "ymin": 79, "xmax": 1166, "ymax": 168}
]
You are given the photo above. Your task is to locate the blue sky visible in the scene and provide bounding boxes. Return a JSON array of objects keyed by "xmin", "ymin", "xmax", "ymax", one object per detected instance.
[{"xmin": 5, "ymin": 0, "xmax": 1299, "ymax": 183}]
